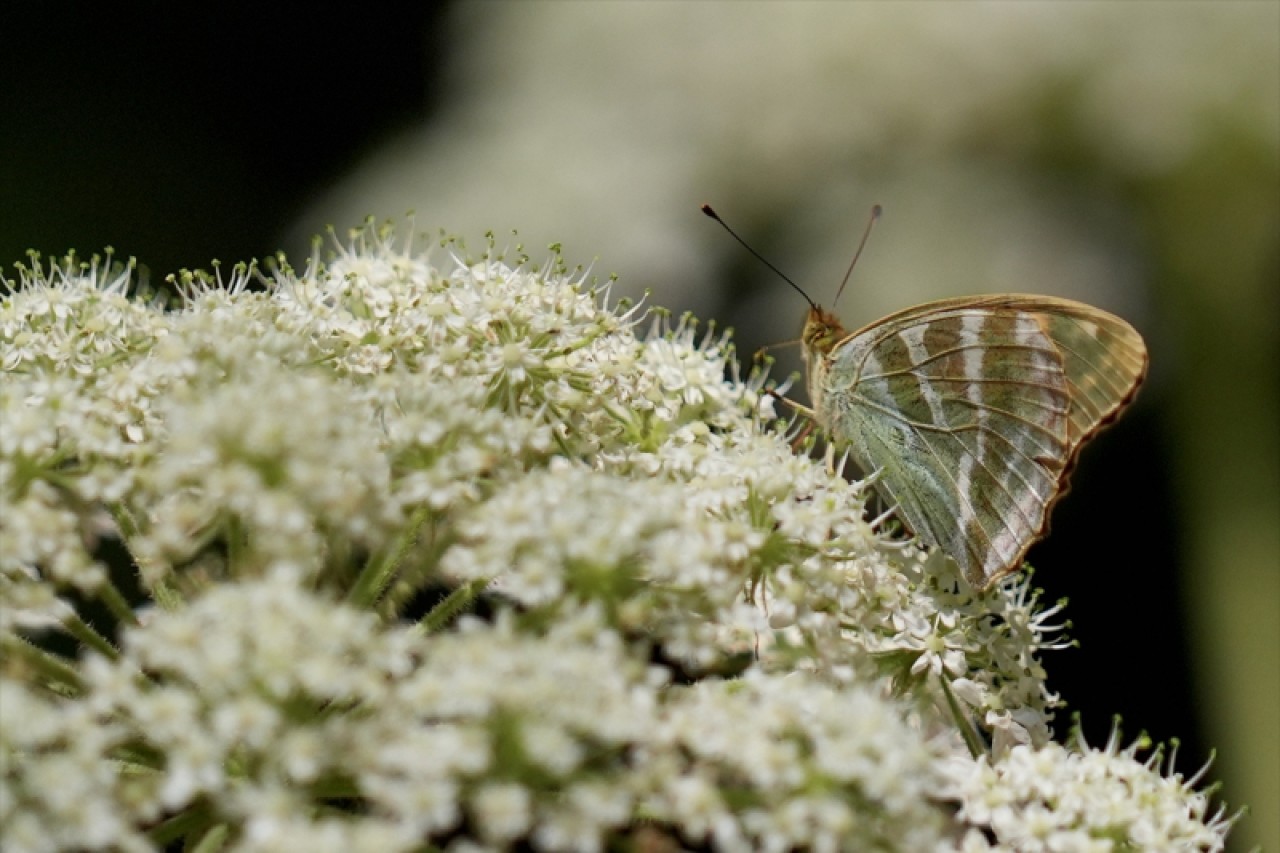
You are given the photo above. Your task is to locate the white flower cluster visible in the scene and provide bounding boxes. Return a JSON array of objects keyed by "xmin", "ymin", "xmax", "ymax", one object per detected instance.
[
  {"xmin": 0, "ymin": 227, "xmax": 1235, "ymax": 850},
  {"xmin": 952, "ymin": 732, "xmax": 1236, "ymax": 852},
  {"xmin": 2, "ymin": 577, "xmax": 952, "ymax": 853}
]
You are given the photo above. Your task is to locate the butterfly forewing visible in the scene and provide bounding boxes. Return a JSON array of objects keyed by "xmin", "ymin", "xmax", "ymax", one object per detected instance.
[{"xmin": 810, "ymin": 295, "xmax": 1147, "ymax": 589}]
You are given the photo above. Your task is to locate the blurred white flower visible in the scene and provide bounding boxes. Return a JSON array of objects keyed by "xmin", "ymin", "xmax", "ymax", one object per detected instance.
[{"xmin": 292, "ymin": 2, "xmax": 1276, "ymax": 328}]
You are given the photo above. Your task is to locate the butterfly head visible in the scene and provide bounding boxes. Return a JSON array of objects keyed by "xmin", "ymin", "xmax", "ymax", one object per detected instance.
[{"xmin": 801, "ymin": 306, "xmax": 847, "ymax": 364}]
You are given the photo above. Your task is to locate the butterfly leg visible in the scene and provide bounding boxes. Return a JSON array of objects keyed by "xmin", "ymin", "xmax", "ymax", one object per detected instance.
[
  {"xmin": 765, "ymin": 388, "xmax": 817, "ymax": 452},
  {"xmin": 765, "ymin": 387, "xmax": 815, "ymax": 420},
  {"xmin": 823, "ymin": 442, "xmax": 838, "ymax": 475},
  {"xmin": 790, "ymin": 420, "xmax": 815, "ymax": 452}
]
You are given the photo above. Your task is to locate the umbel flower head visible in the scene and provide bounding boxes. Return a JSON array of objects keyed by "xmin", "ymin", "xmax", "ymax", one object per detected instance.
[{"xmin": 1, "ymin": 223, "xmax": 1235, "ymax": 851}]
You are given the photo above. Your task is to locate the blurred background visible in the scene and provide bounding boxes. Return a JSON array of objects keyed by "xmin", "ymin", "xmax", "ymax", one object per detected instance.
[{"xmin": 3, "ymin": 3, "xmax": 1275, "ymax": 848}]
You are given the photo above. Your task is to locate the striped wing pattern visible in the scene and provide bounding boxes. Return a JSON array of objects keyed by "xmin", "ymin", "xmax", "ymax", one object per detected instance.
[{"xmin": 811, "ymin": 295, "xmax": 1147, "ymax": 589}]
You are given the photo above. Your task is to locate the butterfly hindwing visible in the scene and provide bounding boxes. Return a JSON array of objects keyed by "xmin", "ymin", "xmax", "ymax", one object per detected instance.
[{"xmin": 809, "ymin": 295, "xmax": 1147, "ymax": 589}]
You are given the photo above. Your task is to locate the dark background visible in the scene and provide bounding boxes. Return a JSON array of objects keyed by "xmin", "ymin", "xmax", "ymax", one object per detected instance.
[{"xmin": 0, "ymin": 4, "xmax": 449, "ymax": 276}]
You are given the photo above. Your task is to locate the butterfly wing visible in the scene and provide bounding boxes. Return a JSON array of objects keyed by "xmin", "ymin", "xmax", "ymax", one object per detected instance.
[{"xmin": 815, "ymin": 295, "xmax": 1146, "ymax": 589}]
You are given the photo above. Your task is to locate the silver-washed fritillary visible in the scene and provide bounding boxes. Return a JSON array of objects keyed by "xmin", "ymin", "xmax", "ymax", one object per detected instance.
[{"xmin": 704, "ymin": 204, "xmax": 1149, "ymax": 590}]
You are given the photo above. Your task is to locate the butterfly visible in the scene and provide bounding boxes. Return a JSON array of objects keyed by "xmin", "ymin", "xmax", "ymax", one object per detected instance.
[
  {"xmin": 801, "ymin": 293, "xmax": 1147, "ymax": 589},
  {"xmin": 703, "ymin": 205, "xmax": 1149, "ymax": 590}
]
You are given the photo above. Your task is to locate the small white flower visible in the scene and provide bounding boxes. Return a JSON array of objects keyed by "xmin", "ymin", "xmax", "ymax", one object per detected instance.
[{"xmin": 471, "ymin": 782, "xmax": 532, "ymax": 843}]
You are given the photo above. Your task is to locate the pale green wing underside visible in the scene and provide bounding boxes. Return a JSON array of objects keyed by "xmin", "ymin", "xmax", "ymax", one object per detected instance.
[{"xmin": 814, "ymin": 295, "xmax": 1147, "ymax": 589}]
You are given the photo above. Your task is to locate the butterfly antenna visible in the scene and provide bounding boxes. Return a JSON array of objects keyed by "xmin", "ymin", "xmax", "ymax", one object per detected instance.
[
  {"xmin": 701, "ymin": 204, "xmax": 816, "ymax": 309},
  {"xmin": 831, "ymin": 204, "xmax": 883, "ymax": 308},
  {"xmin": 756, "ymin": 338, "xmax": 803, "ymax": 355}
]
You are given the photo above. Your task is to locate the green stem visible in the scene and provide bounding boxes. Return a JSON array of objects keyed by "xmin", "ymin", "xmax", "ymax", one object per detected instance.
[
  {"xmin": 96, "ymin": 577, "xmax": 140, "ymax": 628},
  {"xmin": 149, "ymin": 578, "xmax": 186, "ymax": 612},
  {"xmin": 62, "ymin": 611, "xmax": 119, "ymax": 660},
  {"xmin": 348, "ymin": 505, "xmax": 432, "ymax": 609},
  {"xmin": 147, "ymin": 804, "xmax": 215, "ymax": 847},
  {"xmin": 108, "ymin": 502, "xmax": 184, "ymax": 611},
  {"xmin": 416, "ymin": 578, "xmax": 489, "ymax": 635},
  {"xmin": 0, "ymin": 633, "xmax": 85, "ymax": 694},
  {"xmin": 188, "ymin": 823, "xmax": 229, "ymax": 853}
]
